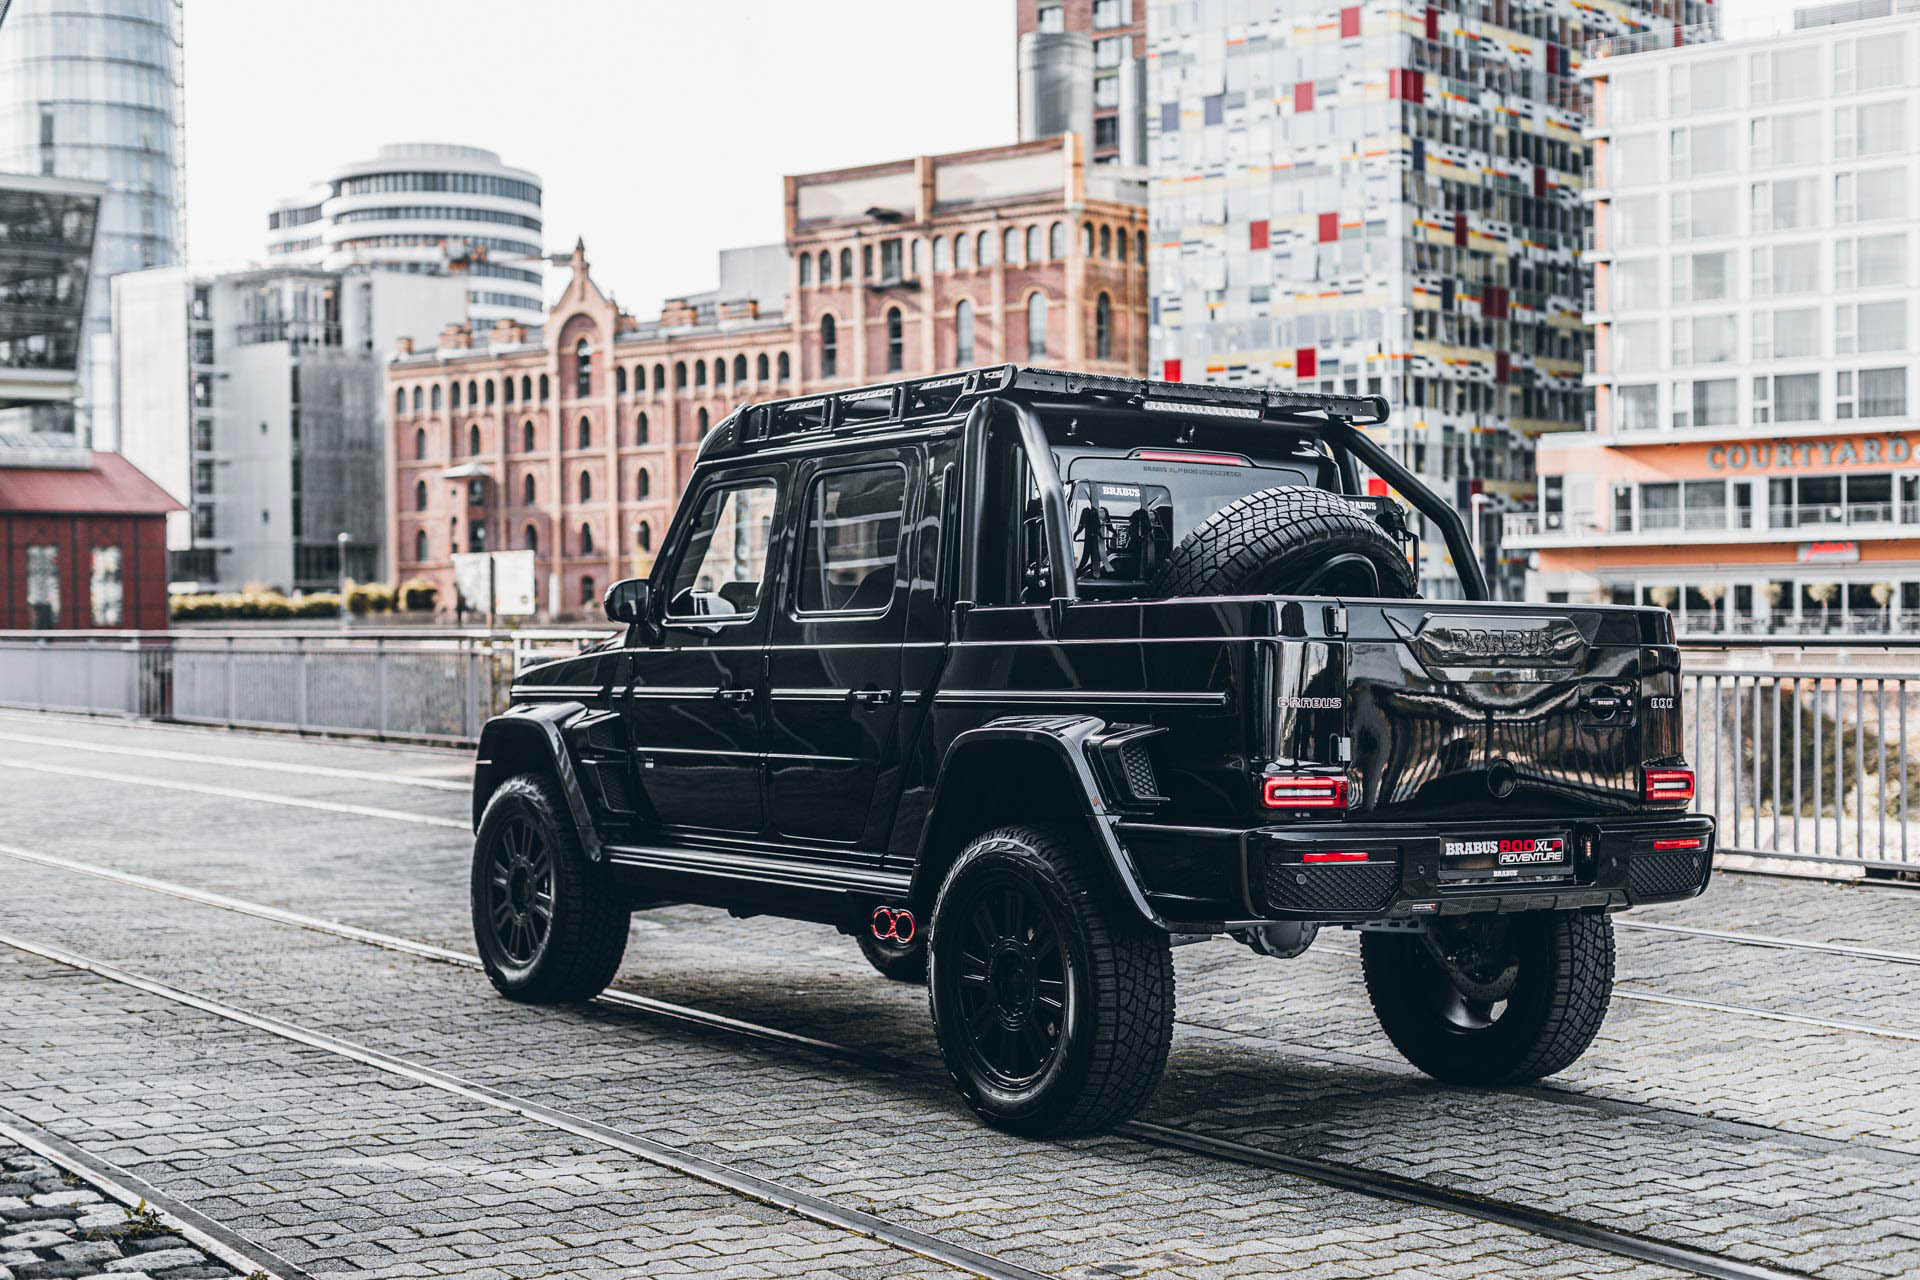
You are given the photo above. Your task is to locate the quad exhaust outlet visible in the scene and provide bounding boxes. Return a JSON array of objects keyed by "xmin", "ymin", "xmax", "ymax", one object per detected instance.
[{"xmin": 871, "ymin": 906, "xmax": 916, "ymax": 944}]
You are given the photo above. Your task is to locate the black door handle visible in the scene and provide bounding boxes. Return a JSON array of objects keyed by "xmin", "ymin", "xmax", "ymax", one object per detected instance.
[
  {"xmin": 851, "ymin": 688, "xmax": 894, "ymax": 709},
  {"xmin": 715, "ymin": 687, "xmax": 756, "ymax": 704}
]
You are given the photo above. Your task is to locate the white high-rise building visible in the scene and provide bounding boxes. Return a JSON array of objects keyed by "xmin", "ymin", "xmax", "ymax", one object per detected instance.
[
  {"xmin": 267, "ymin": 143, "xmax": 546, "ymax": 333},
  {"xmin": 1510, "ymin": 0, "xmax": 1920, "ymax": 635}
]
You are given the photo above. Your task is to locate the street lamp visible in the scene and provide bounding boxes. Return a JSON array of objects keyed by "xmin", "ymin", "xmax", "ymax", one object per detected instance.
[{"xmin": 337, "ymin": 531, "xmax": 352, "ymax": 630}]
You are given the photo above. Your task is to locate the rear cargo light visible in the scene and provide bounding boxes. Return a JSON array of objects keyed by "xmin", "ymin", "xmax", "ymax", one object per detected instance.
[
  {"xmin": 1132, "ymin": 449, "xmax": 1251, "ymax": 466},
  {"xmin": 1652, "ymin": 837, "xmax": 1704, "ymax": 851},
  {"xmin": 1643, "ymin": 767, "xmax": 1695, "ymax": 804},
  {"xmin": 1302, "ymin": 850, "xmax": 1370, "ymax": 863},
  {"xmin": 1263, "ymin": 774, "xmax": 1348, "ymax": 810}
]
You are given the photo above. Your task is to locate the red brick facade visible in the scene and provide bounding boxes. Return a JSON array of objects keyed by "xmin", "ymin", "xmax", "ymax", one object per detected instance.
[
  {"xmin": 388, "ymin": 137, "xmax": 1147, "ymax": 619},
  {"xmin": 0, "ymin": 453, "xmax": 179, "ymax": 630}
]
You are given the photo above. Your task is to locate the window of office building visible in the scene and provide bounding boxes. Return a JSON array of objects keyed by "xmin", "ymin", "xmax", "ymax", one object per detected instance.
[
  {"xmin": 1837, "ymin": 299, "xmax": 1906, "ymax": 354},
  {"xmin": 1752, "ymin": 307, "xmax": 1817, "ymax": 360}
]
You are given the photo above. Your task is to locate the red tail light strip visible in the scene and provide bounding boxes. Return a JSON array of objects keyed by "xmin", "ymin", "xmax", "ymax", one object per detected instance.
[
  {"xmin": 1652, "ymin": 837, "xmax": 1704, "ymax": 852},
  {"xmin": 1263, "ymin": 775, "xmax": 1348, "ymax": 810},
  {"xmin": 1302, "ymin": 850, "xmax": 1371, "ymax": 863},
  {"xmin": 1644, "ymin": 767, "xmax": 1696, "ymax": 804}
]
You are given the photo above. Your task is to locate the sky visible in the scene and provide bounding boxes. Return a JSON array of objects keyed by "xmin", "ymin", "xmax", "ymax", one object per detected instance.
[{"xmin": 182, "ymin": 0, "xmax": 1017, "ymax": 316}]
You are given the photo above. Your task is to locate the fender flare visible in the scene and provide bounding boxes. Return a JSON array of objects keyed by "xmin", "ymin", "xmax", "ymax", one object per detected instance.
[
  {"xmin": 472, "ymin": 702, "xmax": 603, "ymax": 862},
  {"xmin": 910, "ymin": 715, "xmax": 1170, "ymax": 929}
]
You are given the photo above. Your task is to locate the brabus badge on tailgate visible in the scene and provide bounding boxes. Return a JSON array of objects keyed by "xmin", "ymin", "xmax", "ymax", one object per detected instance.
[{"xmin": 1411, "ymin": 615, "xmax": 1587, "ymax": 666}]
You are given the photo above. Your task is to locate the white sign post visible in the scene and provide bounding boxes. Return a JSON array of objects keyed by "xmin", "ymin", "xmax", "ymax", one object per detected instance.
[{"xmin": 453, "ymin": 550, "xmax": 538, "ymax": 627}]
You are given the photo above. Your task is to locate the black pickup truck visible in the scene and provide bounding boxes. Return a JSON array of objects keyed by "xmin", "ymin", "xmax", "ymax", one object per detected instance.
[{"xmin": 468, "ymin": 366, "xmax": 1713, "ymax": 1136}]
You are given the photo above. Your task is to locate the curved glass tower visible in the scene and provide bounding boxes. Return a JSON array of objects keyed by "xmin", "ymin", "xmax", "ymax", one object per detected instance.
[{"xmin": 0, "ymin": 0, "xmax": 186, "ymax": 442}]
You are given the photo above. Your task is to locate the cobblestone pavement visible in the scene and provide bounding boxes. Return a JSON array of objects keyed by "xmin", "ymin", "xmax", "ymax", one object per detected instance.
[{"xmin": 0, "ymin": 710, "xmax": 1917, "ymax": 1279}]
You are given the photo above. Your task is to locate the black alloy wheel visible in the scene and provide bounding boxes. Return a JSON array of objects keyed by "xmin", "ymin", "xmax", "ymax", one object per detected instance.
[
  {"xmin": 484, "ymin": 815, "xmax": 554, "ymax": 967},
  {"xmin": 943, "ymin": 871, "xmax": 1070, "ymax": 1088}
]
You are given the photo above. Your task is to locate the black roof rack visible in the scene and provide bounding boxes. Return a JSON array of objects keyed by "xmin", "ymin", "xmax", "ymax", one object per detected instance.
[{"xmin": 713, "ymin": 364, "xmax": 1390, "ymax": 457}]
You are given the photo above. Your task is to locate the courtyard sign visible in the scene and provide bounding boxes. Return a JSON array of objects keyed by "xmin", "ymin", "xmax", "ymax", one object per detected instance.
[
  {"xmin": 1798, "ymin": 541, "xmax": 1861, "ymax": 564},
  {"xmin": 1708, "ymin": 436, "xmax": 1915, "ymax": 471}
]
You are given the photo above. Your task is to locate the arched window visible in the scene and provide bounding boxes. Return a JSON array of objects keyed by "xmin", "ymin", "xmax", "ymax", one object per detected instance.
[
  {"xmin": 777, "ymin": 351, "xmax": 791, "ymax": 382},
  {"xmin": 756, "ymin": 353, "xmax": 769, "ymax": 381},
  {"xmin": 503, "ymin": 376, "xmax": 514, "ymax": 404},
  {"xmin": 468, "ymin": 423, "xmax": 480, "ymax": 455},
  {"xmin": 697, "ymin": 407, "xmax": 710, "ymax": 433},
  {"xmin": 431, "ymin": 384, "xmax": 442, "ymax": 410},
  {"xmin": 1100, "ymin": 225, "xmax": 1111, "ymax": 258},
  {"xmin": 581, "ymin": 575, "xmax": 596, "ymax": 605},
  {"xmin": 635, "ymin": 411, "xmax": 649, "ymax": 444},
  {"xmin": 414, "ymin": 427, "xmax": 426, "ymax": 460},
  {"xmin": 862, "ymin": 244, "xmax": 873, "ymax": 278},
  {"xmin": 414, "ymin": 479, "xmax": 427, "ymax": 511},
  {"xmin": 636, "ymin": 520, "xmax": 652, "ymax": 552},
  {"xmin": 580, "ymin": 524, "xmax": 594, "ymax": 555},
  {"xmin": 1095, "ymin": 292, "xmax": 1113, "ymax": 361},
  {"xmin": 538, "ymin": 374, "xmax": 549, "ymax": 401},
  {"xmin": 733, "ymin": 354, "xmax": 747, "ymax": 382},
  {"xmin": 674, "ymin": 361, "xmax": 687, "ymax": 389},
  {"xmin": 633, "ymin": 364, "xmax": 645, "ymax": 393},
  {"xmin": 820, "ymin": 315, "xmax": 838, "ymax": 378},
  {"xmin": 910, "ymin": 238, "xmax": 923, "ymax": 276},
  {"xmin": 1115, "ymin": 227, "xmax": 1128, "ymax": 263},
  {"xmin": 578, "ymin": 415, "xmax": 591, "ymax": 449},
  {"xmin": 522, "ymin": 420, "xmax": 535, "ymax": 451},
  {"xmin": 1050, "ymin": 221, "xmax": 1066, "ymax": 258},
  {"xmin": 798, "ymin": 254, "xmax": 812, "ymax": 286},
  {"xmin": 520, "ymin": 375, "xmax": 532, "ymax": 401},
  {"xmin": 1082, "ymin": 222, "xmax": 1094, "ymax": 255},
  {"xmin": 524, "ymin": 523, "xmax": 537, "ymax": 552},
  {"xmin": 450, "ymin": 381, "xmax": 461, "ymax": 409},
  {"xmin": 1004, "ymin": 227, "xmax": 1020, "ymax": 263},
  {"xmin": 616, "ymin": 365, "xmax": 627, "ymax": 395},
  {"xmin": 466, "ymin": 379, "xmax": 477, "ymax": 404},
  {"xmin": 394, "ymin": 388, "xmax": 405, "ymax": 415},
  {"xmin": 932, "ymin": 236, "xmax": 948, "ymax": 272},
  {"xmin": 1136, "ymin": 230, "xmax": 1146, "ymax": 263},
  {"xmin": 1027, "ymin": 292, "xmax": 1049, "ymax": 358},
  {"xmin": 637, "ymin": 468, "xmax": 651, "ymax": 498},
  {"xmin": 977, "ymin": 230, "xmax": 993, "ymax": 266},
  {"xmin": 1026, "ymin": 226, "xmax": 1041, "ymax": 261},
  {"xmin": 574, "ymin": 339, "xmax": 590, "ymax": 398},
  {"xmin": 838, "ymin": 247, "xmax": 853, "ymax": 280},
  {"xmin": 695, "ymin": 360, "xmax": 707, "ymax": 387},
  {"xmin": 956, "ymin": 233, "xmax": 973, "ymax": 271},
  {"xmin": 955, "ymin": 299, "xmax": 975, "ymax": 366},
  {"xmin": 713, "ymin": 357, "xmax": 725, "ymax": 387},
  {"xmin": 523, "ymin": 474, "xmax": 536, "ymax": 506},
  {"xmin": 652, "ymin": 363, "xmax": 665, "ymax": 390},
  {"xmin": 484, "ymin": 379, "xmax": 495, "ymax": 406},
  {"xmin": 414, "ymin": 528, "xmax": 427, "ymax": 561},
  {"xmin": 817, "ymin": 250, "xmax": 830, "ymax": 282},
  {"xmin": 411, "ymin": 386, "xmax": 422, "ymax": 413},
  {"xmin": 886, "ymin": 307, "xmax": 904, "ymax": 373},
  {"xmin": 579, "ymin": 470, "xmax": 592, "ymax": 502}
]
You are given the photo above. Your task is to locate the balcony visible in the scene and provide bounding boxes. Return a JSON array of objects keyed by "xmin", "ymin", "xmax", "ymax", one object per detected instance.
[
  {"xmin": 1767, "ymin": 501, "xmax": 1912, "ymax": 530},
  {"xmin": 236, "ymin": 319, "xmax": 342, "ymax": 348}
]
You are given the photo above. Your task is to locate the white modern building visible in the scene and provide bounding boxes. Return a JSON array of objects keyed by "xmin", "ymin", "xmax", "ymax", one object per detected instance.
[
  {"xmin": 267, "ymin": 143, "xmax": 546, "ymax": 332},
  {"xmin": 1510, "ymin": 0, "xmax": 1920, "ymax": 635},
  {"xmin": 114, "ymin": 263, "xmax": 466, "ymax": 591}
]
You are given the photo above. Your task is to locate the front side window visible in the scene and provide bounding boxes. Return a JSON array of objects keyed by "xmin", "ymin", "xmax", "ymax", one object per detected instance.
[
  {"xmin": 26, "ymin": 545, "xmax": 58, "ymax": 628},
  {"xmin": 89, "ymin": 547, "xmax": 122, "ymax": 626},
  {"xmin": 797, "ymin": 466, "xmax": 906, "ymax": 614},
  {"xmin": 666, "ymin": 480, "xmax": 780, "ymax": 620}
]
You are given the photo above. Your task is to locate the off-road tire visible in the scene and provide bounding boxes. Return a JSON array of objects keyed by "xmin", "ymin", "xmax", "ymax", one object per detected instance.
[
  {"xmin": 1149, "ymin": 485, "xmax": 1417, "ymax": 599},
  {"xmin": 1360, "ymin": 911, "xmax": 1615, "ymax": 1085},
  {"xmin": 927, "ymin": 824, "xmax": 1174, "ymax": 1137},
  {"xmin": 858, "ymin": 929, "xmax": 929, "ymax": 983},
  {"xmin": 471, "ymin": 773, "xmax": 629, "ymax": 1003}
]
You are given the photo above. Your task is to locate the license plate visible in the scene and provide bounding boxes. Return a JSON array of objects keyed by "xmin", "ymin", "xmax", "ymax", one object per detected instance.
[{"xmin": 1439, "ymin": 833, "xmax": 1570, "ymax": 883}]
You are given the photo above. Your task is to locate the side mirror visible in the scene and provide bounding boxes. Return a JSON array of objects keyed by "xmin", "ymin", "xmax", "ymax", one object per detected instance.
[{"xmin": 603, "ymin": 578, "xmax": 656, "ymax": 633}]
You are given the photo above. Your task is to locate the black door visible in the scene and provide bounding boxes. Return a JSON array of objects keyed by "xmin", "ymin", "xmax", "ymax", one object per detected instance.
[
  {"xmin": 763, "ymin": 449, "xmax": 913, "ymax": 848},
  {"xmin": 620, "ymin": 465, "xmax": 785, "ymax": 835}
]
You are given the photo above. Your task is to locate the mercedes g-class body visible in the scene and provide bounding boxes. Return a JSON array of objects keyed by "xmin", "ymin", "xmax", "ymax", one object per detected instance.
[{"xmin": 468, "ymin": 366, "xmax": 1714, "ymax": 1136}]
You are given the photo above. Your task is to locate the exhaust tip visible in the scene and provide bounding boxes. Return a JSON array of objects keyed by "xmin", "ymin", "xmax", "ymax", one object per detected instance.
[{"xmin": 870, "ymin": 906, "xmax": 915, "ymax": 943}]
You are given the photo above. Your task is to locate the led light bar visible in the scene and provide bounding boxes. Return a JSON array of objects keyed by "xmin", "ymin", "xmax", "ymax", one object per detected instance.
[{"xmin": 1140, "ymin": 398, "xmax": 1263, "ymax": 419}]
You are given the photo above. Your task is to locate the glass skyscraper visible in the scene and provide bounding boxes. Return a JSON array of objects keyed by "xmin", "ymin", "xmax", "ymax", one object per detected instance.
[{"xmin": 0, "ymin": 0, "xmax": 185, "ymax": 443}]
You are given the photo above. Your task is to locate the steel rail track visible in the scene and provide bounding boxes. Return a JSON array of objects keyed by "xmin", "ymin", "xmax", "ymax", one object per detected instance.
[
  {"xmin": 0, "ymin": 925, "xmax": 1048, "ymax": 1280},
  {"xmin": 0, "ymin": 844, "xmax": 1835, "ymax": 1280}
]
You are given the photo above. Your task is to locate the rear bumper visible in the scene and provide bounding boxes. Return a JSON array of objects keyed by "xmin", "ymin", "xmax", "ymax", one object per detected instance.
[{"xmin": 1122, "ymin": 813, "xmax": 1716, "ymax": 928}]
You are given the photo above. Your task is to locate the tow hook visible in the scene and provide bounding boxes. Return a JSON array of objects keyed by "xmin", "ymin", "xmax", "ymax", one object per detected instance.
[{"xmin": 871, "ymin": 905, "xmax": 916, "ymax": 944}]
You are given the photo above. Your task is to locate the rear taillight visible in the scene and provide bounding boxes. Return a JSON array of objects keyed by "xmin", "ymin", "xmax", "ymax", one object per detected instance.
[
  {"xmin": 1643, "ymin": 767, "xmax": 1695, "ymax": 805},
  {"xmin": 1263, "ymin": 774, "xmax": 1348, "ymax": 810},
  {"xmin": 1302, "ymin": 850, "xmax": 1370, "ymax": 863},
  {"xmin": 1652, "ymin": 837, "xmax": 1704, "ymax": 851}
]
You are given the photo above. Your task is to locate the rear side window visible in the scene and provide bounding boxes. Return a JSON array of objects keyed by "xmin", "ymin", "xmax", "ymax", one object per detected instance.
[
  {"xmin": 796, "ymin": 466, "xmax": 905, "ymax": 614},
  {"xmin": 666, "ymin": 480, "xmax": 779, "ymax": 619}
]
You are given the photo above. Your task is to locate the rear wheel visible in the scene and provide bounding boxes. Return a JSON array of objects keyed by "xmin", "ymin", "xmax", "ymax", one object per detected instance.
[
  {"xmin": 1360, "ymin": 911, "xmax": 1614, "ymax": 1085},
  {"xmin": 927, "ymin": 824, "xmax": 1173, "ymax": 1137},
  {"xmin": 471, "ymin": 773, "xmax": 629, "ymax": 1003}
]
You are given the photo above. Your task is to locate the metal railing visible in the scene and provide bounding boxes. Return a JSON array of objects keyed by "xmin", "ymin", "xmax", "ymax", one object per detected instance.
[{"xmin": 0, "ymin": 629, "xmax": 614, "ymax": 745}]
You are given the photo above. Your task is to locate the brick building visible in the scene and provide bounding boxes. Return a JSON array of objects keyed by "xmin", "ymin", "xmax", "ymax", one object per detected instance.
[
  {"xmin": 0, "ymin": 451, "xmax": 179, "ymax": 629},
  {"xmin": 387, "ymin": 135, "xmax": 1148, "ymax": 617}
]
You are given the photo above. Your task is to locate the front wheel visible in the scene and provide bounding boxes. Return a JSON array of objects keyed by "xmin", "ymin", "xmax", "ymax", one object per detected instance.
[
  {"xmin": 1360, "ymin": 911, "xmax": 1614, "ymax": 1085},
  {"xmin": 471, "ymin": 773, "xmax": 630, "ymax": 1003},
  {"xmin": 927, "ymin": 825, "xmax": 1174, "ymax": 1137}
]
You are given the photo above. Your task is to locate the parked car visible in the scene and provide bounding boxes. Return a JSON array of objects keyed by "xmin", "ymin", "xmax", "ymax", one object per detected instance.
[{"xmin": 468, "ymin": 366, "xmax": 1713, "ymax": 1135}]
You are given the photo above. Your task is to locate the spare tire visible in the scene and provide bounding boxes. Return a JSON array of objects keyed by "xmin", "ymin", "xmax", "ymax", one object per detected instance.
[{"xmin": 1148, "ymin": 485, "xmax": 1417, "ymax": 600}]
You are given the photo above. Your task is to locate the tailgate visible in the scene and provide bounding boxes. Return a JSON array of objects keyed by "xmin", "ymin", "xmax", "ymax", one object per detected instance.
[{"xmin": 1342, "ymin": 601, "xmax": 1676, "ymax": 820}]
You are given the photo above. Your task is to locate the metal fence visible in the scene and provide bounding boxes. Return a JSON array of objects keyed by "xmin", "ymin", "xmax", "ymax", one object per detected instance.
[{"xmin": 0, "ymin": 629, "xmax": 613, "ymax": 745}]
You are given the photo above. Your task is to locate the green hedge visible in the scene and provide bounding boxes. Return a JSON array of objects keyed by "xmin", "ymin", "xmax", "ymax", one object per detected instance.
[{"xmin": 170, "ymin": 580, "xmax": 436, "ymax": 621}]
